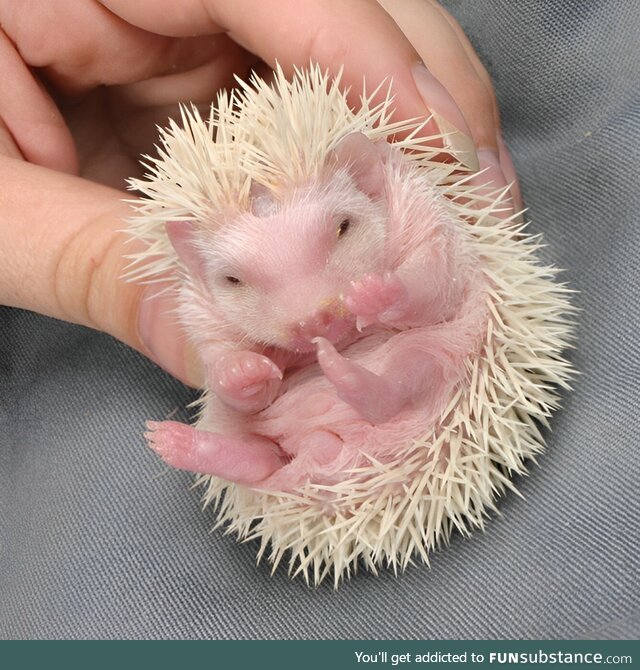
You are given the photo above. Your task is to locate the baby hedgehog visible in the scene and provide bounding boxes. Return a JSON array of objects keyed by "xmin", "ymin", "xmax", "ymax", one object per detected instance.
[{"xmin": 126, "ymin": 65, "xmax": 574, "ymax": 587}]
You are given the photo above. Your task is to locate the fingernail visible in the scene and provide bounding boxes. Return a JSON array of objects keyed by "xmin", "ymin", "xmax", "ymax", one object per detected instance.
[
  {"xmin": 474, "ymin": 147, "xmax": 524, "ymax": 223},
  {"xmin": 137, "ymin": 288, "xmax": 204, "ymax": 388},
  {"xmin": 477, "ymin": 148, "xmax": 508, "ymax": 190},
  {"xmin": 412, "ymin": 62, "xmax": 479, "ymax": 171},
  {"xmin": 497, "ymin": 133, "xmax": 524, "ymax": 213}
]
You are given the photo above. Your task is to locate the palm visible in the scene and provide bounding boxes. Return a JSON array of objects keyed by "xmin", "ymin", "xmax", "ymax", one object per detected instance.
[
  {"xmin": 59, "ymin": 88, "xmax": 147, "ymax": 187},
  {"xmin": 60, "ymin": 84, "xmax": 205, "ymax": 188}
]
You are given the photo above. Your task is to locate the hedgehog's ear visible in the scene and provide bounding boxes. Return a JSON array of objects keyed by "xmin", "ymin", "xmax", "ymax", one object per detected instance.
[
  {"xmin": 165, "ymin": 221, "xmax": 207, "ymax": 279},
  {"xmin": 249, "ymin": 182, "xmax": 278, "ymax": 218},
  {"xmin": 329, "ymin": 132, "xmax": 387, "ymax": 199}
]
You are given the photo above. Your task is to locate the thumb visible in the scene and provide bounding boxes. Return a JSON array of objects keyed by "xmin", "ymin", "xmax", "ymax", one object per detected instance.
[{"xmin": 0, "ymin": 156, "xmax": 202, "ymax": 387}]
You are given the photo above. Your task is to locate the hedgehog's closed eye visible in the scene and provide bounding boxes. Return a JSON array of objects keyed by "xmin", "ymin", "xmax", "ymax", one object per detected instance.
[
  {"xmin": 338, "ymin": 218, "xmax": 351, "ymax": 237},
  {"xmin": 225, "ymin": 276, "xmax": 242, "ymax": 285}
]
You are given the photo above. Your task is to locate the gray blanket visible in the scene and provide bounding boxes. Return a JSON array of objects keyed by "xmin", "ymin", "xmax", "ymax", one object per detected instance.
[{"xmin": 1, "ymin": 0, "xmax": 638, "ymax": 639}]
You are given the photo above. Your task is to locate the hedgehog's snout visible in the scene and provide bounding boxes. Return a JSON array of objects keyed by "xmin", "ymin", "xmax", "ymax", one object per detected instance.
[{"xmin": 287, "ymin": 300, "xmax": 353, "ymax": 352}]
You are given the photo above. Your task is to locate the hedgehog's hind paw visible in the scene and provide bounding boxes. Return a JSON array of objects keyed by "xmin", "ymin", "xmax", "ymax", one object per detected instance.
[
  {"xmin": 144, "ymin": 420, "xmax": 285, "ymax": 485},
  {"xmin": 313, "ymin": 337, "xmax": 402, "ymax": 424}
]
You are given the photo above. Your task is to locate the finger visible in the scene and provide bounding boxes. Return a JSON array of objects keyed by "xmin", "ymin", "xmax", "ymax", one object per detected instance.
[
  {"xmin": 109, "ymin": 35, "xmax": 251, "ymax": 110},
  {"xmin": 98, "ymin": 0, "xmax": 478, "ymax": 168},
  {"xmin": 97, "ymin": 0, "xmax": 224, "ymax": 37},
  {"xmin": 1, "ymin": 1, "xmax": 232, "ymax": 94},
  {"xmin": 215, "ymin": 0, "xmax": 479, "ymax": 165},
  {"xmin": 378, "ymin": 0, "xmax": 498, "ymax": 154},
  {"xmin": 0, "ymin": 28, "xmax": 78, "ymax": 172},
  {"xmin": 498, "ymin": 133, "xmax": 524, "ymax": 212},
  {"xmin": 105, "ymin": 36, "xmax": 255, "ymax": 166},
  {"xmin": 427, "ymin": 1, "xmax": 523, "ymax": 209},
  {"xmin": 0, "ymin": 155, "xmax": 201, "ymax": 387},
  {"xmin": 0, "ymin": 117, "xmax": 23, "ymax": 160},
  {"xmin": 47, "ymin": 31, "xmax": 239, "ymax": 94},
  {"xmin": 380, "ymin": 0, "xmax": 521, "ymax": 213},
  {"xmin": 425, "ymin": 0, "xmax": 498, "ymax": 109}
]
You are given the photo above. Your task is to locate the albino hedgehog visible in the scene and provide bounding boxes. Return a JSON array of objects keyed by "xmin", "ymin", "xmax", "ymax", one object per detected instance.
[{"xmin": 127, "ymin": 65, "xmax": 574, "ymax": 587}]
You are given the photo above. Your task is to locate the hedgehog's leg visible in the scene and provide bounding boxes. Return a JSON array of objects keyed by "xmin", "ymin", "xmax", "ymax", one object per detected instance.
[
  {"xmin": 144, "ymin": 421, "xmax": 286, "ymax": 485},
  {"xmin": 314, "ymin": 337, "xmax": 408, "ymax": 423},
  {"xmin": 315, "ymin": 336, "xmax": 442, "ymax": 424}
]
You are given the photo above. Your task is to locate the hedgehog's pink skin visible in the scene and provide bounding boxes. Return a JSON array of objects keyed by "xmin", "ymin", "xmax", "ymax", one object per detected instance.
[
  {"xmin": 144, "ymin": 132, "xmax": 488, "ymax": 490},
  {"xmin": 163, "ymin": 132, "xmax": 389, "ymax": 413},
  {"xmin": 288, "ymin": 304, "xmax": 355, "ymax": 353},
  {"xmin": 209, "ymin": 350, "xmax": 283, "ymax": 414},
  {"xmin": 145, "ymin": 420, "xmax": 287, "ymax": 485},
  {"xmin": 314, "ymin": 335, "xmax": 439, "ymax": 424},
  {"xmin": 144, "ymin": 278, "xmax": 487, "ymax": 489},
  {"xmin": 345, "ymin": 272, "xmax": 410, "ymax": 330}
]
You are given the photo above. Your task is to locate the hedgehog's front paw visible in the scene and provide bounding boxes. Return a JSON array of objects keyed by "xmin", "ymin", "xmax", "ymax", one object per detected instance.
[
  {"xmin": 345, "ymin": 272, "xmax": 409, "ymax": 330},
  {"xmin": 211, "ymin": 351, "xmax": 283, "ymax": 413}
]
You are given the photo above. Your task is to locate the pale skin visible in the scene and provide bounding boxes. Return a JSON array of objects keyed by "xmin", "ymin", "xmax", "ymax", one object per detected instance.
[{"xmin": 0, "ymin": 0, "xmax": 517, "ymax": 480}]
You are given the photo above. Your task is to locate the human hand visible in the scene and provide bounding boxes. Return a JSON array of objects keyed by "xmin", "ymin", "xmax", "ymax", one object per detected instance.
[{"xmin": 0, "ymin": 0, "xmax": 517, "ymax": 387}]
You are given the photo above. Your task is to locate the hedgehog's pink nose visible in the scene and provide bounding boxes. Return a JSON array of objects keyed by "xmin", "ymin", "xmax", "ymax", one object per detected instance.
[{"xmin": 289, "ymin": 308, "xmax": 353, "ymax": 352}]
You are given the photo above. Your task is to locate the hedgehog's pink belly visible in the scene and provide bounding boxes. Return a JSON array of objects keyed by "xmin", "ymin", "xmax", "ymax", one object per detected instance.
[{"xmin": 247, "ymin": 327, "xmax": 473, "ymax": 491}]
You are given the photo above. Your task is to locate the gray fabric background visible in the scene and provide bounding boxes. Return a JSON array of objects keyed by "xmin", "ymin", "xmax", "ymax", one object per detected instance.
[{"xmin": 1, "ymin": 0, "xmax": 638, "ymax": 640}]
